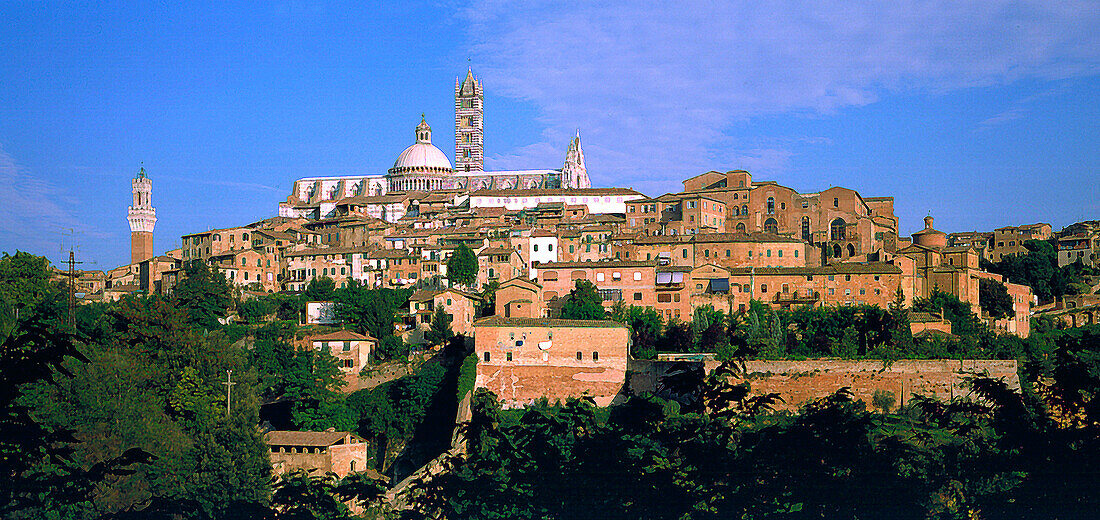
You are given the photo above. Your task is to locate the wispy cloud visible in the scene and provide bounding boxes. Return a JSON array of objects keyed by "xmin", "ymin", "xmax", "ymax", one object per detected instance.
[
  {"xmin": 461, "ymin": 1, "xmax": 1100, "ymax": 192},
  {"xmin": 0, "ymin": 145, "xmax": 83, "ymax": 257}
]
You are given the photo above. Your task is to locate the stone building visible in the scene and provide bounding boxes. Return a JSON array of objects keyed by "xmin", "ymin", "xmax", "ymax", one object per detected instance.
[
  {"xmin": 127, "ymin": 167, "xmax": 157, "ymax": 264},
  {"xmin": 494, "ymin": 277, "xmax": 545, "ymax": 318},
  {"xmin": 677, "ymin": 170, "xmax": 898, "ymax": 263},
  {"xmin": 403, "ymin": 288, "xmax": 480, "ymax": 343},
  {"xmin": 621, "ymin": 232, "xmax": 813, "ymax": 269},
  {"xmin": 279, "ymin": 69, "xmax": 594, "ymax": 221},
  {"xmin": 473, "ymin": 316, "xmax": 630, "ymax": 407},
  {"xmin": 307, "ymin": 330, "xmax": 377, "ymax": 383},
  {"xmin": 536, "ymin": 260, "xmax": 658, "ymax": 310},
  {"xmin": 264, "ymin": 430, "xmax": 370, "ymax": 479}
]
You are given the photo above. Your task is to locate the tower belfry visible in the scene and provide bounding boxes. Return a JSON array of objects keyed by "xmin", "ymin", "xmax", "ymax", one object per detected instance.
[
  {"xmin": 127, "ymin": 167, "xmax": 157, "ymax": 264},
  {"xmin": 455, "ymin": 69, "xmax": 484, "ymax": 172}
]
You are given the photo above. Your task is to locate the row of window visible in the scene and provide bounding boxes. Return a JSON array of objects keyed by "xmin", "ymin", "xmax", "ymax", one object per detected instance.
[{"xmin": 482, "ymin": 351, "xmax": 600, "ymax": 362}]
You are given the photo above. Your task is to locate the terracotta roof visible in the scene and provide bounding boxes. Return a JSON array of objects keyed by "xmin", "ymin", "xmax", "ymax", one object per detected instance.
[
  {"xmin": 724, "ymin": 262, "xmax": 903, "ymax": 276},
  {"xmin": 537, "ymin": 260, "xmax": 658, "ymax": 269},
  {"xmin": 283, "ymin": 246, "xmax": 366, "ymax": 257},
  {"xmin": 308, "ymin": 330, "xmax": 375, "ymax": 342},
  {"xmin": 692, "ymin": 232, "xmax": 803, "ymax": 244},
  {"xmin": 263, "ymin": 430, "xmax": 362, "ymax": 447},
  {"xmin": 474, "ymin": 316, "xmax": 628, "ymax": 328},
  {"xmin": 478, "ymin": 247, "xmax": 516, "ymax": 256},
  {"xmin": 471, "ymin": 187, "xmax": 645, "ymax": 197}
]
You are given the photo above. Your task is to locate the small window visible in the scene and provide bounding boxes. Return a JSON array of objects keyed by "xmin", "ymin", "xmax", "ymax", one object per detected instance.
[
  {"xmin": 634, "ymin": 272, "xmax": 642, "ymax": 281},
  {"xmin": 633, "ymin": 292, "xmax": 642, "ymax": 301},
  {"xmin": 576, "ymin": 351, "xmax": 583, "ymax": 361},
  {"xmin": 592, "ymin": 352, "xmax": 599, "ymax": 361},
  {"xmin": 506, "ymin": 352, "xmax": 512, "ymax": 361},
  {"xmin": 761, "ymin": 284, "xmax": 768, "ymax": 293},
  {"xmin": 483, "ymin": 352, "xmax": 490, "ymax": 362}
]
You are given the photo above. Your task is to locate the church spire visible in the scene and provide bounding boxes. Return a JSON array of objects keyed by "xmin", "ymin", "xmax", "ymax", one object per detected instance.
[{"xmin": 562, "ymin": 132, "xmax": 590, "ymax": 189}]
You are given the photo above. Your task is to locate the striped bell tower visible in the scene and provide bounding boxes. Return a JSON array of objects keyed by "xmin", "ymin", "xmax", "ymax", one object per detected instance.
[{"xmin": 455, "ymin": 69, "xmax": 484, "ymax": 172}]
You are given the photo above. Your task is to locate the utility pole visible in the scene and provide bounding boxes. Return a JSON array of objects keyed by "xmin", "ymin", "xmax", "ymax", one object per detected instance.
[
  {"xmin": 222, "ymin": 370, "xmax": 236, "ymax": 416},
  {"xmin": 59, "ymin": 249, "xmax": 84, "ymax": 328}
]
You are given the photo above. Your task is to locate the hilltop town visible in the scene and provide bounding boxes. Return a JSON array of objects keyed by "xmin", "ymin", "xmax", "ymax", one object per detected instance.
[{"xmin": 11, "ymin": 69, "xmax": 1100, "ymax": 519}]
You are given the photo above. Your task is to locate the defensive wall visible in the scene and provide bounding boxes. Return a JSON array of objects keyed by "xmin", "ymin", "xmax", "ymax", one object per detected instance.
[{"xmin": 630, "ymin": 356, "xmax": 1019, "ymax": 412}]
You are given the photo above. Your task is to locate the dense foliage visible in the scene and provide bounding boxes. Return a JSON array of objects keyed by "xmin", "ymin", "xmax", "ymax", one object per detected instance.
[
  {"xmin": 559, "ymin": 280, "xmax": 605, "ymax": 320},
  {"xmin": 446, "ymin": 243, "xmax": 478, "ymax": 287},
  {"xmin": 981, "ymin": 238, "xmax": 1098, "ymax": 302},
  {"xmin": 1, "ymin": 253, "xmax": 393, "ymax": 519},
  {"xmin": 405, "ymin": 324, "xmax": 1100, "ymax": 519}
]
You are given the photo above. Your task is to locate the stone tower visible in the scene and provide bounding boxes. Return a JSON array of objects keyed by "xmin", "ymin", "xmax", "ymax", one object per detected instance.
[
  {"xmin": 455, "ymin": 69, "xmax": 484, "ymax": 172},
  {"xmin": 562, "ymin": 131, "xmax": 590, "ymax": 189},
  {"xmin": 127, "ymin": 167, "xmax": 157, "ymax": 264}
]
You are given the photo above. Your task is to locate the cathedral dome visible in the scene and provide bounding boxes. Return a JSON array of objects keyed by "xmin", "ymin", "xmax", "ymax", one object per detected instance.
[{"xmin": 389, "ymin": 116, "xmax": 453, "ymax": 174}]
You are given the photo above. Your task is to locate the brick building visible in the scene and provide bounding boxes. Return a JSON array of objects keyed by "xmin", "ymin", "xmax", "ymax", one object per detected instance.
[
  {"xmin": 536, "ymin": 260, "xmax": 658, "ymax": 310},
  {"xmin": 306, "ymin": 330, "xmax": 377, "ymax": 383},
  {"xmin": 264, "ymin": 430, "xmax": 370, "ymax": 478},
  {"xmin": 473, "ymin": 316, "xmax": 630, "ymax": 407}
]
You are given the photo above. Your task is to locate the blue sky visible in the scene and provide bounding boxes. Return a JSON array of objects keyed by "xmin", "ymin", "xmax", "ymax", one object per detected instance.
[{"xmin": 1, "ymin": 1, "xmax": 1098, "ymax": 270}]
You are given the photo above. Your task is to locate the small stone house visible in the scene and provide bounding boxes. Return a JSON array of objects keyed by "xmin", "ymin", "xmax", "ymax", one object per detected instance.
[
  {"xmin": 307, "ymin": 330, "xmax": 376, "ymax": 376},
  {"xmin": 264, "ymin": 430, "xmax": 372, "ymax": 479}
]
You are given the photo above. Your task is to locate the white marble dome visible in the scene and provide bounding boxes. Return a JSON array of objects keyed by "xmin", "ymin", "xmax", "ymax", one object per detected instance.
[
  {"xmin": 389, "ymin": 117, "xmax": 453, "ymax": 174},
  {"xmin": 392, "ymin": 143, "xmax": 452, "ymax": 171}
]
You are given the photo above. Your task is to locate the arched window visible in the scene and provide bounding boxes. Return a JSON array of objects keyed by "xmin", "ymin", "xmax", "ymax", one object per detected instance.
[
  {"xmin": 801, "ymin": 217, "xmax": 811, "ymax": 242},
  {"xmin": 764, "ymin": 218, "xmax": 778, "ymax": 234},
  {"xmin": 741, "ymin": 205, "xmax": 748, "ymax": 215},
  {"xmin": 736, "ymin": 222, "xmax": 746, "ymax": 232},
  {"xmin": 733, "ymin": 206, "xmax": 740, "ymax": 216},
  {"xmin": 832, "ymin": 244, "xmax": 842, "ymax": 258},
  {"xmin": 767, "ymin": 197, "xmax": 775, "ymax": 214},
  {"xmin": 830, "ymin": 218, "xmax": 846, "ymax": 241},
  {"xmin": 847, "ymin": 243, "xmax": 856, "ymax": 257}
]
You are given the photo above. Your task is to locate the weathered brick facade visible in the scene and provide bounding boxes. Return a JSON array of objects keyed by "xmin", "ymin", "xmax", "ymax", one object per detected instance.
[{"xmin": 474, "ymin": 317, "xmax": 630, "ymax": 407}]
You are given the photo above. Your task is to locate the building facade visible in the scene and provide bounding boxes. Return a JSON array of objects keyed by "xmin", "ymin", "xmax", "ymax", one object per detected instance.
[{"xmin": 474, "ymin": 316, "xmax": 630, "ymax": 407}]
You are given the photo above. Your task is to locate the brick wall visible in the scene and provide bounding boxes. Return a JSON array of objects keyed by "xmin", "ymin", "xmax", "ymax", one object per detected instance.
[
  {"xmin": 633, "ymin": 358, "xmax": 1019, "ymax": 412},
  {"xmin": 475, "ymin": 318, "xmax": 629, "ymax": 407}
]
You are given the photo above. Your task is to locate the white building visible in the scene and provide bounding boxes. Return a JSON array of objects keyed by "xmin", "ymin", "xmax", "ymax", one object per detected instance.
[
  {"xmin": 529, "ymin": 229, "xmax": 559, "ymax": 265},
  {"xmin": 468, "ymin": 188, "xmax": 646, "ymax": 214}
]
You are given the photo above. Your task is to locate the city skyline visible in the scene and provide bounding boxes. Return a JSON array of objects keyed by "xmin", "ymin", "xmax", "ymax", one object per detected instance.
[{"xmin": 1, "ymin": 1, "xmax": 1098, "ymax": 269}]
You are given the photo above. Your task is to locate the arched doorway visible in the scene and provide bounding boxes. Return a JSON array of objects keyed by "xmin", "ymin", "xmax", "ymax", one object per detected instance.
[
  {"xmin": 764, "ymin": 218, "xmax": 779, "ymax": 234},
  {"xmin": 736, "ymin": 222, "xmax": 746, "ymax": 232}
]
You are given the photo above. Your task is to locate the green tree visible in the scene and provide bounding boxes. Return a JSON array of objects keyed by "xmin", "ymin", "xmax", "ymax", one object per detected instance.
[
  {"xmin": 0, "ymin": 251, "xmax": 59, "ymax": 313},
  {"xmin": 914, "ymin": 288, "xmax": 987, "ymax": 339},
  {"xmin": 238, "ymin": 296, "xmax": 277, "ymax": 324},
  {"xmin": 303, "ymin": 276, "xmax": 336, "ymax": 301},
  {"xmin": 172, "ymin": 260, "xmax": 233, "ymax": 329},
  {"xmin": 610, "ymin": 304, "xmax": 663, "ymax": 359},
  {"xmin": 979, "ymin": 278, "xmax": 1014, "ymax": 319},
  {"xmin": 559, "ymin": 280, "xmax": 605, "ymax": 320},
  {"xmin": 424, "ymin": 306, "xmax": 455, "ymax": 348},
  {"xmin": 660, "ymin": 318, "xmax": 694, "ymax": 353},
  {"xmin": 446, "ymin": 243, "xmax": 478, "ymax": 287},
  {"xmin": 333, "ymin": 284, "xmax": 410, "ymax": 340},
  {"xmin": 887, "ymin": 286, "xmax": 913, "ymax": 355}
]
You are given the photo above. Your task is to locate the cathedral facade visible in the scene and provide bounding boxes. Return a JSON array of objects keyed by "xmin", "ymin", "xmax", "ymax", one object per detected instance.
[{"xmin": 280, "ymin": 69, "xmax": 590, "ymax": 219}]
